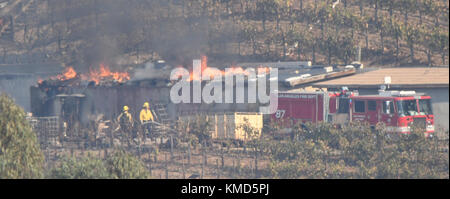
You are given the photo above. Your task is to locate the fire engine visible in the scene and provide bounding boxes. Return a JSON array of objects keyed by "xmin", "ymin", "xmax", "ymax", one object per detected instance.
[{"xmin": 272, "ymin": 88, "xmax": 435, "ymax": 137}]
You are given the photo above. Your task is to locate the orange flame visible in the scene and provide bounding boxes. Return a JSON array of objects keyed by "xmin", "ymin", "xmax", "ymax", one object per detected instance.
[
  {"xmin": 48, "ymin": 64, "xmax": 130, "ymax": 85},
  {"xmin": 53, "ymin": 67, "xmax": 77, "ymax": 81},
  {"xmin": 184, "ymin": 56, "xmax": 271, "ymax": 81},
  {"xmin": 84, "ymin": 63, "xmax": 130, "ymax": 84},
  {"xmin": 201, "ymin": 55, "xmax": 208, "ymax": 71}
]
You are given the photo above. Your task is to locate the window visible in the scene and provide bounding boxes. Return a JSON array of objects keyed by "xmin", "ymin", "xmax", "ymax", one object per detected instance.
[
  {"xmin": 397, "ymin": 100, "xmax": 419, "ymax": 116},
  {"xmin": 338, "ymin": 98, "xmax": 350, "ymax": 113},
  {"xmin": 383, "ymin": 101, "xmax": 394, "ymax": 114},
  {"xmin": 368, "ymin": 100, "xmax": 377, "ymax": 111},
  {"xmin": 418, "ymin": 99, "xmax": 433, "ymax": 115},
  {"xmin": 354, "ymin": 100, "xmax": 365, "ymax": 113}
]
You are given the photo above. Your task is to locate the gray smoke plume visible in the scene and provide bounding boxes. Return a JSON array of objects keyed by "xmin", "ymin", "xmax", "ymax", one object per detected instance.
[{"xmin": 48, "ymin": 0, "xmax": 215, "ymax": 71}]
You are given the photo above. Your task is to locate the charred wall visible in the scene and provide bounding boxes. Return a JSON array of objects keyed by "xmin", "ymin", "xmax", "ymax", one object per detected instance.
[
  {"xmin": 31, "ymin": 82, "xmax": 172, "ymax": 123},
  {"xmin": 31, "ymin": 79, "xmax": 268, "ymax": 126}
]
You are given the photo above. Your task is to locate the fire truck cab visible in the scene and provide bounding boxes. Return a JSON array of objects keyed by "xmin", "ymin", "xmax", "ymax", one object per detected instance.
[{"xmin": 272, "ymin": 89, "xmax": 435, "ymax": 137}]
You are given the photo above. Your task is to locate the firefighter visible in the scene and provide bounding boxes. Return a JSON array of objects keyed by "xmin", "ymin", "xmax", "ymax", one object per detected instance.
[
  {"xmin": 117, "ymin": 105, "xmax": 133, "ymax": 135},
  {"xmin": 140, "ymin": 102, "xmax": 154, "ymax": 137}
]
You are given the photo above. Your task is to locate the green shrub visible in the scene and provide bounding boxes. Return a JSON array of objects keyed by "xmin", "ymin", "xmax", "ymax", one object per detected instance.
[
  {"xmin": 49, "ymin": 149, "xmax": 150, "ymax": 179},
  {"xmin": 269, "ymin": 122, "xmax": 449, "ymax": 179},
  {"xmin": 106, "ymin": 150, "xmax": 150, "ymax": 179},
  {"xmin": 0, "ymin": 94, "xmax": 44, "ymax": 179},
  {"xmin": 49, "ymin": 155, "xmax": 109, "ymax": 179}
]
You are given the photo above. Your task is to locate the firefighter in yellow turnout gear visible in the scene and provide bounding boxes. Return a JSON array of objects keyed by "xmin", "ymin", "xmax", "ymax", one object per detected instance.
[
  {"xmin": 118, "ymin": 106, "xmax": 133, "ymax": 127},
  {"xmin": 117, "ymin": 105, "xmax": 134, "ymax": 146},
  {"xmin": 140, "ymin": 102, "xmax": 154, "ymax": 137}
]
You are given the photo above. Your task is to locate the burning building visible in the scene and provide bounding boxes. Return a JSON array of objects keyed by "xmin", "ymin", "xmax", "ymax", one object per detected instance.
[
  {"xmin": 30, "ymin": 58, "xmax": 262, "ymax": 132},
  {"xmin": 30, "ymin": 56, "xmax": 357, "ymax": 133},
  {"xmin": 31, "ymin": 63, "xmax": 171, "ymax": 127}
]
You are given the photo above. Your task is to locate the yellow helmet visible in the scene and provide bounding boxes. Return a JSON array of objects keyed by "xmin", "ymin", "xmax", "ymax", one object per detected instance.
[
  {"xmin": 123, "ymin": 106, "xmax": 129, "ymax": 111},
  {"xmin": 143, "ymin": 102, "xmax": 150, "ymax": 108}
]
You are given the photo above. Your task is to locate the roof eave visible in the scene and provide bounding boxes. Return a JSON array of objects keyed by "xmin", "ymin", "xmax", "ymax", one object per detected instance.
[{"xmin": 313, "ymin": 84, "xmax": 449, "ymax": 89}]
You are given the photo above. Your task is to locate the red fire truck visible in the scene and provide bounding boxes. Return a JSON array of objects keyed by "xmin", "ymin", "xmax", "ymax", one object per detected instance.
[{"xmin": 272, "ymin": 89, "xmax": 435, "ymax": 137}]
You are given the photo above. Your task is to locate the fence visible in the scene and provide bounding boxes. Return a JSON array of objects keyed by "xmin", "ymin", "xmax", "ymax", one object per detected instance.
[{"xmin": 27, "ymin": 116, "xmax": 61, "ymax": 149}]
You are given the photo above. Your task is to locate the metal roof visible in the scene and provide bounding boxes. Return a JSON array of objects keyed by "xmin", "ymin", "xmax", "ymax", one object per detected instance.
[
  {"xmin": 237, "ymin": 61, "xmax": 312, "ymax": 68},
  {"xmin": 314, "ymin": 67, "xmax": 449, "ymax": 88}
]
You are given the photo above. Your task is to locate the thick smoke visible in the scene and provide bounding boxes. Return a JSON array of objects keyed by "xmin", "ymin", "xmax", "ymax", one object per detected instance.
[
  {"xmin": 151, "ymin": 17, "xmax": 210, "ymax": 68},
  {"xmin": 50, "ymin": 0, "xmax": 213, "ymax": 71}
]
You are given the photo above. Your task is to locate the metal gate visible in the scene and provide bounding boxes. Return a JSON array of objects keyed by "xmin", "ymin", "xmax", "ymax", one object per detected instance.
[{"xmin": 27, "ymin": 116, "xmax": 61, "ymax": 149}]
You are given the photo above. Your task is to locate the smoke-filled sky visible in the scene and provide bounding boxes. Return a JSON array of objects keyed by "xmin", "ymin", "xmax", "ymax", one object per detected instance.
[{"xmin": 43, "ymin": 0, "xmax": 218, "ymax": 70}]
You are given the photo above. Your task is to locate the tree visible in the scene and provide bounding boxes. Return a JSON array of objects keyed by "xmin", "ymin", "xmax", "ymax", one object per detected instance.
[
  {"xmin": 420, "ymin": 26, "xmax": 436, "ymax": 66},
  {"xmin": 369, "ymin": 0, "xmax": 380, "ymax": 24},
  {"xmin": 315, "ymin": 4, "xmax": 332, "ymax": 40},
  {"xmin": 339, "ymin": 33, "xmax": 356, "ymax": 64},
  {"xmin": 416, "ymin": 0, "xmax": 425, "ymax": 25},
  {"xmin": 274, "ymin": 0, "xmax": 293, "ymax": 30},
  {"xmin": 322, "ymin": 34, "xmax": 339, "ymax": 65},
  {"xmin": 379, "ymin": 17, "xmax": 390, "ymax": 58},
  {"xmin": 0, "ymin": 94, "xmax": 44, "ymax": 179},
  {"xmin": 380, "ymin": 0, "xmax": 395, "ymax": 23},
  {"xmin": 278, "ymin": 28, "xmax": 288, "ymax": 60},
  {"xmin": 256, "ymin": 0, "xmax": 278, "ymax": 32},
  {"xmin": 403, "ymin": 24, "xmax": 420, "ymax": 63},
  {"xmin": 341, "ymin": 10, "xmax": 361, "ymax": 38},
  {"xmin": 436, "ymin": 29, "xmax": 449, "ymax": 65},
  {"xmin": 423, "ymin": 0, "xmax": 443, "ymax": 28},
  {"xmin": 242, "ymin": 23, "xmax": 260, "ymax": 56},
  {"xmin": 396, "ymin": 0, "xmax": 417, "ymax": 24},
  {"xmin": 263, "ymin": 31, "xmax": 276, "ymax": 57},
  {"xmin": 386, "ymin": 21, "xmax": 404, "ymax": 65},
  {"xmin": 289, "ymin": 26, "xmax": 312, "ymax": 61}
]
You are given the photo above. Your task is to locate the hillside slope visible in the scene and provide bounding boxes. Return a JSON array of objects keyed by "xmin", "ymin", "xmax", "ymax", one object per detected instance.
[{"xmin": 0, "ymin": 0, "xmax": 448, "ymax": 69}]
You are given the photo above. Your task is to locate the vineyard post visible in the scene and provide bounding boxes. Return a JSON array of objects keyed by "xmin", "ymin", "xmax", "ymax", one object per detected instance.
[
  {"xmin": 203, "ymin": 148, "xmax": 207, "ymax": 166},
  {"xmin": 182, "ymin": 154, "xmax": 186, "ymax": 179},
  {"xmin": 137, "ymin": 145, "xmax": 141, "ymax": 159},
  {"xmin": 142, "ymin": 129, "xmax": 146, "ymax": 145},
  {"xmin": 255, "ymin": 147, "xmax": 258, "ymax": 178},
  {"xmin": 188, "ymin": 143, "xmax": 191, "ymax": 166},
  {"xmin": 170, "ymin": 135, "xmax": 174, "ymax": 161},
  {"xmin": 80, "ymin": 145, "xmax": 84, "ymax": 156},
  {"xmin": 149, "ymin": 163, "xmax": 152, "ymax": 177},
  {"xmin": 237, "ymin": 152, "xmax": 241, "ymax": 174},
  {"xmin": 165, "ymin": 153, "xmax": 169, "ymax": 179},
  {"xmin": 201, "ymin": 161, "xmax": 204, "ymax": 179},
  {"xmin": 216, "ymin": 159, "xmax": 220, "ymax": 179},
  {"xmin": 232, "ymin": 157, "xmax": 236, "ymax": 176},
  {"xmin": 221, "ymin": 147, "xmax": 225, "ymax": 169},
  {"xmin": 110, "ymin": 129, "xmax": 114, "ymax": 147}
]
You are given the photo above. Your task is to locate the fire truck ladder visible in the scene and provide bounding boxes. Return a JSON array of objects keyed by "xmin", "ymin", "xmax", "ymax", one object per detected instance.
[{"xmin": 153, "ymin": 103, "xmax": 171, "ymax": 125}]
